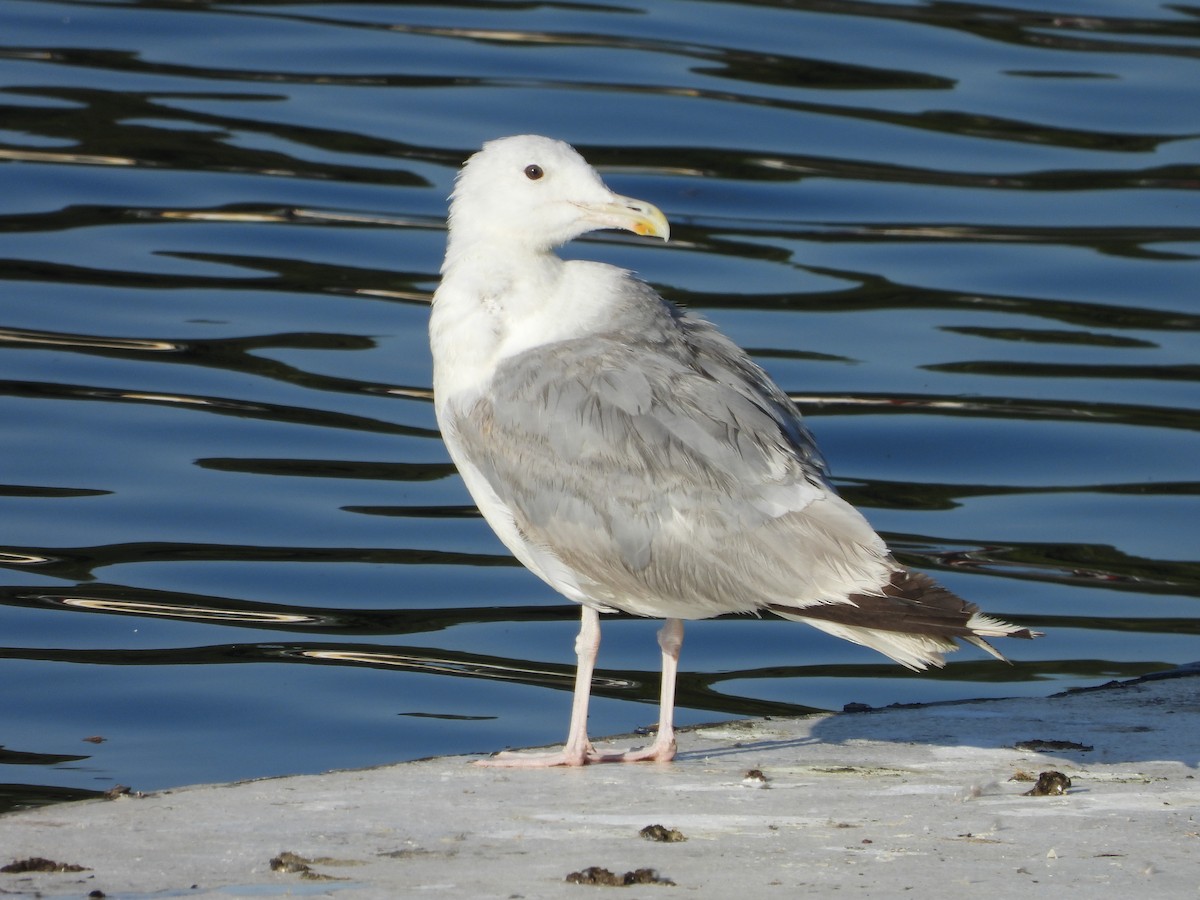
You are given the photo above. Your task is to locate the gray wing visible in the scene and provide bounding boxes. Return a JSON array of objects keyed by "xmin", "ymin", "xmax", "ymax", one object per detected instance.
[{"xmin": 448, "ymin": 300, "xmax": 890, "ymax": 619}]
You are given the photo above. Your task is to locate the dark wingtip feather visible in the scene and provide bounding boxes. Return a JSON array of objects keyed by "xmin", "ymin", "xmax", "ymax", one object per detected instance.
[{"xmin": 768, "ymin": 568, "xmax": 1040, "ymax": 669}]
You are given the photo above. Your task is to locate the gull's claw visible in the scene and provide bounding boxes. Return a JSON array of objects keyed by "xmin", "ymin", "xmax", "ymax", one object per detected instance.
[{"xmin": 474, "ymin": 737, "xmax": 676, "ymax": 768}]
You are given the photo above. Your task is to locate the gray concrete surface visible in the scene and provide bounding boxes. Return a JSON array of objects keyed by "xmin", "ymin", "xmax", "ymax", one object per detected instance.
[{"xmin": 2, "ymin": 667, "xmax": 1197, "ymax": 898}]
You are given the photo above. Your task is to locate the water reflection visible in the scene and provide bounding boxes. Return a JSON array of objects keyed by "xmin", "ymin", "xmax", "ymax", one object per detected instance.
[{"xmin": 1, "ymin": 627, "xmax": 1173, "ymax": 710}]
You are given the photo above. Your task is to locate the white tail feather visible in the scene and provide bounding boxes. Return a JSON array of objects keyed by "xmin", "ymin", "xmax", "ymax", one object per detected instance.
[{"xmin": 786, "ymin": 616, "xmax": 956, "ymax": 672}]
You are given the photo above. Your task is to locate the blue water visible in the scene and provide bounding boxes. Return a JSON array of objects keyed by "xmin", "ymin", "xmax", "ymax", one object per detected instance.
[{"xmin": 1, "ymin": 0, "xmax": 1198, "ymax": 810}]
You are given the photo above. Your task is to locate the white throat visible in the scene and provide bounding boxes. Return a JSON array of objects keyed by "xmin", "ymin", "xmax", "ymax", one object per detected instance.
[{"xmin": 431, "ymin": 242, "xmax": 632, "ymax": 408}]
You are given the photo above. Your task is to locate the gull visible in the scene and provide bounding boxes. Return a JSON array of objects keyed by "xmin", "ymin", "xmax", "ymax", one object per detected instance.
[{"xmin": 429, "ymin": 135, "xmax": 1039, "ymax": 767}]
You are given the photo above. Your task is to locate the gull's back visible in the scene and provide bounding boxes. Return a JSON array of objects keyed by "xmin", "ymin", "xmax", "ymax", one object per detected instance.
[{"xmin": 441, "ymin": 280, "xmax": 893, "ymax": 620}]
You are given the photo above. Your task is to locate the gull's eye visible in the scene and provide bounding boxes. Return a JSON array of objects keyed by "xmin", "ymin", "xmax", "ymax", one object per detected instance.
[{"xmin": 524, "ymin": 164, "xmax": 544, "ymax": 181}]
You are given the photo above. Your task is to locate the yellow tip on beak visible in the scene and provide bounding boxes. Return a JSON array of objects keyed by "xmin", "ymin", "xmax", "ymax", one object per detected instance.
[
  {"xmin": 583, "ymin": 195, "xmax": 671, "ymax": 242},
  {"xmin": 625, "ymin": 199, "xmax": 671, "ymax": 242}
]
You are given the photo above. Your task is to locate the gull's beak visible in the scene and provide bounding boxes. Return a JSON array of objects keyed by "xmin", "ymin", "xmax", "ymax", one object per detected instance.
[{"xmin": 579, "ymin": 194, "xmax": 671, "ymax": 242}]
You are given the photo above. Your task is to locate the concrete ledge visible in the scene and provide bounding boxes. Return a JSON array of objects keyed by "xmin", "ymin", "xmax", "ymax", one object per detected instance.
[{"xmin": 2, "ymin": 668, "xmax": 1197, "ymax": 898}]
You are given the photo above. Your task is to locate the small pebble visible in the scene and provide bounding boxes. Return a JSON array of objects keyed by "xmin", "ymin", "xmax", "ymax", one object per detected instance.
[
  {"xmin": 742, "ymin": 768, "xmax": 770, "ymax": 788},
  {"xmin": 1024, "ymin": 771, "xmax": 1071, "ymax": 797}
]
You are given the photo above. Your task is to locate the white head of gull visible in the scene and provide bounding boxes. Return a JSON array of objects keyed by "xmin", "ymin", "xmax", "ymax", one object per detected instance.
[{"xmin": 429, "ymin": 134, "xmax": 1039, "ymax": 767}]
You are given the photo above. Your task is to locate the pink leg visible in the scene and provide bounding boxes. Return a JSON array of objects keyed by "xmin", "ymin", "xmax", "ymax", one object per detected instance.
[
  {"xmin": 476, "ymin": 606, "xmax": 603, "ymax": 767},
  {"xmin": 475, "ymin": 612, "xmax": 684, "ymax": 767},
  {"xmin": 560, "ymin": 604, "xmax": 604, "ymax": 762},
  {"xmin": 605, "ymin": 617, "xmax": 682, "ymax": 762}
]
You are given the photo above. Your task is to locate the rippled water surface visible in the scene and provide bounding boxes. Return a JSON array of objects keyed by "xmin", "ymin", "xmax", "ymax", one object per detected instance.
[{"xmin": 2, "ymin": 0, "xmax": 1198, "ymax": 810}]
